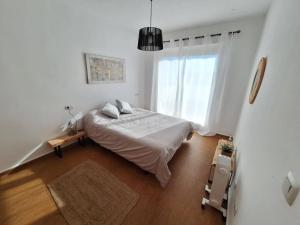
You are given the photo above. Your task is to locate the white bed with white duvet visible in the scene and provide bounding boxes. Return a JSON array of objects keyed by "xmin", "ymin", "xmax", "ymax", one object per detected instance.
[{"xmin": 84, "ymin": 108, "xmax": 193, "ymax": 187}]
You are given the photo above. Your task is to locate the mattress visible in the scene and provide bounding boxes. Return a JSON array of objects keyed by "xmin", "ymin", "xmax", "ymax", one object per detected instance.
[{"xmin": 84, "ymin": 108, "xmax": 193, "ymax": 187}]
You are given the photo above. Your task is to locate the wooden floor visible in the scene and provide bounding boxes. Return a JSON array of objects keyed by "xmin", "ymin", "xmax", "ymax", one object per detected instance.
[{"xmin": 0, "ymin": 133, "xmax": 226, "ymax": 225}]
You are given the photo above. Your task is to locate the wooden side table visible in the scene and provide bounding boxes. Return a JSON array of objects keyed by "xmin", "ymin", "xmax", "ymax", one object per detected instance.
[{"xmin": 47, "ymin": 130, "xmax": 86, "ymax": 158}]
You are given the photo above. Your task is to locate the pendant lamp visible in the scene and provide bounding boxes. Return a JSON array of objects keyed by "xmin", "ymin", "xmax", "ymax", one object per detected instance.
[{"xmin": 138, "ymin": 0, "xmax": 163, "ymax": 51}]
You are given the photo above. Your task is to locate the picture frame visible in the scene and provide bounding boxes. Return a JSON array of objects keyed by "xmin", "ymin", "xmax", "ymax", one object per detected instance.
[
  {"xmin": 249, "ymin": 57, "xmax": 267, "ymax": 104},
  {"xmin": 85, "ymin": 53, "xmax": 126, "ymax": 84}
]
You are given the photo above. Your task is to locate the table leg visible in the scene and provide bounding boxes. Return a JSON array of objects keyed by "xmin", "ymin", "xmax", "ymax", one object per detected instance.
[
  {"xmin": 54, "ymin": 146, "xmax": 63, "ymax": 158},
  {"xmin": 78, "ymin": 136, "xmax": 86, "ymax": 146},
  {"xmin": 82, "ymin": 136, "xmax": 86, "ymax": 146}
]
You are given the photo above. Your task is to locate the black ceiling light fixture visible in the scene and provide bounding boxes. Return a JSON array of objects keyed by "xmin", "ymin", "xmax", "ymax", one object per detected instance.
[{"xmin": 138, "ymin": 0, "xmax": 163, "ymax": 51}]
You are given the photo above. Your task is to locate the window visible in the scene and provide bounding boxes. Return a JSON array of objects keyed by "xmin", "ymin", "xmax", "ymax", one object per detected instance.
[{"xmin": 156, "ymin": 54, "xmax": 217, "ymax": 126}]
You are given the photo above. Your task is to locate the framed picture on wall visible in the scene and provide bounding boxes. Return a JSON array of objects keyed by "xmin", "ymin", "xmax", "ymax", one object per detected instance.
[
  {"xmin": 85, "ymin": 53, "xmax": 126, "ymax": 84},
  {"xmin": 249, "ymin": 57, "xmax": 267, "ymax": 104}
]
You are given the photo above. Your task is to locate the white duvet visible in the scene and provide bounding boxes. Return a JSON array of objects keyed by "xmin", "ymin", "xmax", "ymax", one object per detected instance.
[{"xmin": 84, "ymin": 108, "xmax": 193, "ymax": 187}]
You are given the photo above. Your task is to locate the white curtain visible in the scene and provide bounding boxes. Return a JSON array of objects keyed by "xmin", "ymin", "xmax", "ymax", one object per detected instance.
[{"xmin": 151, "ymin": 34, "xmax": 236, "ymax": 136}]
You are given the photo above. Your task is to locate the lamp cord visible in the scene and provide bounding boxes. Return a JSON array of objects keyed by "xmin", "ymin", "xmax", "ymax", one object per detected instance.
[
  {"xmin": 150, "ymin": 0, "xmax": 152, "ymax": 28},
  {"xmin": 67, "ymin": 109, "xmax": 78, "ymax": 132}
]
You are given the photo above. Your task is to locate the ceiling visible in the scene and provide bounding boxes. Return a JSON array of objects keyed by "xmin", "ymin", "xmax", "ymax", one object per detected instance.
[{"xmin": 83, "ymin": 0, "xmax": 274, "ymax": 32}]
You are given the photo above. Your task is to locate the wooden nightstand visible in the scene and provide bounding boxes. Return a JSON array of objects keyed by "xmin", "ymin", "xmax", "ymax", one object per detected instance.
[{"xmin": 47, "ymin": 130, "xmax": 86, "ymax": 158}]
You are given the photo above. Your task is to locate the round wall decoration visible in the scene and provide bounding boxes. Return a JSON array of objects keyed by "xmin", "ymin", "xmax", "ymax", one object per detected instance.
[{"xmin": 249, "ymin": 57, "xmax": 267, "ymax": 104}]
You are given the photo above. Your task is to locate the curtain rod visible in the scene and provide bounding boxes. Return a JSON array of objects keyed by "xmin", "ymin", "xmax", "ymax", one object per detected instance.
[{"xmin": 163, "ymin": 30, "xmax": 241, "ymax": 43}]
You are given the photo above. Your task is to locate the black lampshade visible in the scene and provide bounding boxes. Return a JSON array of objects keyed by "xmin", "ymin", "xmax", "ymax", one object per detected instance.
[{"xmin": 138, "ymin": 27, "xmax": 163, "ymax": 51}]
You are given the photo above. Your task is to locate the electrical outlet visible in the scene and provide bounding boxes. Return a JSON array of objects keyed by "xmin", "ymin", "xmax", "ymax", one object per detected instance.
[{"xmin": 282, "ymin": 171, "xmax": 299, "ymax": 206}]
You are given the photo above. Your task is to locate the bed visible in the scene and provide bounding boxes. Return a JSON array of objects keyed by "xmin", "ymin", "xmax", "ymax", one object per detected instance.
[{"xmin": 84, "ymin": 108, "xmax": 193, "ymax": 187}]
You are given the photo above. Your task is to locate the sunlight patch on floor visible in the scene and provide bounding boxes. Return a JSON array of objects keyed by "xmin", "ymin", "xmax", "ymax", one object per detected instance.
[
  {"xmin": 0, "ymin": 169, "xmax": 35, "ymax": 186},
  {"xmin": 1, "ymin": 177, "xmax": 45, "ymax": 198},
  {"xmin": 0, "ymin": 179, "xmax": 59, "ymax": 225}
]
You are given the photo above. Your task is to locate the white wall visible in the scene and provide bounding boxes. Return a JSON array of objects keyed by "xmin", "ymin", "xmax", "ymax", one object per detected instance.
[
  {"xmin": 144, "ymin": 16, "xmax": 265, "ymax": 136},
  {"xmin": 228, "ymin": 0, "xmax": 300, "ymax": 224},
  {"xmin": 0, "ymin": 0, "xmax": 146, "ymax": 172}
]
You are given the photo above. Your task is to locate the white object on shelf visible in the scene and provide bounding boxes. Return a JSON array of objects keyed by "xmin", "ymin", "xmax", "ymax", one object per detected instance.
[
  {"xmin": 202, "ymin": 155, "xmax": 232, "ymax": 219},
  {"xmin": 282, "ymin": 171, "xmax": 299, "ymax": 206}
]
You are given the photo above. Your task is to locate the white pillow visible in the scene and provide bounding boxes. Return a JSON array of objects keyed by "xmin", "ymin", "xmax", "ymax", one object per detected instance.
[
  {"xmin": 101, "ymin": 102, "xmax": 120, "ymax": 119},
  {"xmin": 116, "ymin": 99, "xmax": 133, "ymax": 114}
]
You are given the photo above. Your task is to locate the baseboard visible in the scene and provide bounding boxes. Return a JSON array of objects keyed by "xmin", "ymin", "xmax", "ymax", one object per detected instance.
[
  {"xmin": 0, "ymin": 139, "xmax": 79, "ymax": 176},
  {"xmin": 0, "ymin": 149, "xmax": 53, "ymax": 176}
]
